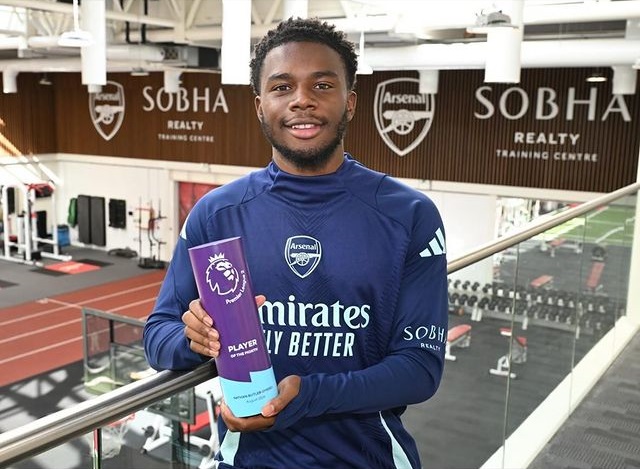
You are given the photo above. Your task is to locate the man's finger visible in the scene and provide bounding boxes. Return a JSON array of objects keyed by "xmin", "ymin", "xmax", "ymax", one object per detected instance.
[{"xmin": 189, "ymin": 299, "xmax": 213, "ymax": 326}]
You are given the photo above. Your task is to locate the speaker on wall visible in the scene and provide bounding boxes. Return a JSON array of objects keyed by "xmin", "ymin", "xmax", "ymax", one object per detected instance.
[{"xmin": 108, "ymin": 198, "xmax": 127, "ymax": 229}]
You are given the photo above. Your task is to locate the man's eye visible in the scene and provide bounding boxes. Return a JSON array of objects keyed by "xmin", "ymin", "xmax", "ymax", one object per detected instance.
[
  {"xmin": 273, "ymin": 84, "xmax": 290, "ymax": 92},
  {"xmin": 316, "ymin": 83, "xmax": 331, "ymax": 90}
]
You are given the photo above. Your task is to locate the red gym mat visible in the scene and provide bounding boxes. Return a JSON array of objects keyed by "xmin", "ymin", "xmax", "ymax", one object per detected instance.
[{"xmin": 44, "ymin": 261, "xmax": 101, "ymax": 275}]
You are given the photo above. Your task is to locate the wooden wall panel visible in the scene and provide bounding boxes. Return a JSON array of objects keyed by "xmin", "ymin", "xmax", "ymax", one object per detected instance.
[
  {"xmin": 2, "ymin": 68, "xmax": 638, "ymax": 194},
  {"xmin": 53, "ymin": 73, "xmax": 272, "ymax": 167},
  {"xmin": 0, "ymin": 74, "xmax": 56, "ymax": 155},
  {"xmin": 349, "ymin": 68, "xmax": 639, "ymax": 192}
]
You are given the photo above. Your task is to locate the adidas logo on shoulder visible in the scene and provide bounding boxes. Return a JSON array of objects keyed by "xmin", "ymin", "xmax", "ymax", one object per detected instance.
[{"xmin": 419, "ymin": 228, "xmax": 446, "ymax": 258}]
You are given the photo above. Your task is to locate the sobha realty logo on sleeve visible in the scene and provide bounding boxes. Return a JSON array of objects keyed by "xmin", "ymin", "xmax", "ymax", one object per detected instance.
[
  {"xmin": 89, "ymin": 81, "xmax": 125, "ymax": 141},
  {"xmin": 373, "ymin": 77, "xmax": 434, "ymax": 157}
]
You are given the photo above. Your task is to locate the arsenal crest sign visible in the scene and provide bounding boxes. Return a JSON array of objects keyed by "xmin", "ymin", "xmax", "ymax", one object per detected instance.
[
  {"xmin": 89, "ymin": 80, "xmax": 125, "ymax": 141},
  {"xmin": 373, "ymin": 78, "xmax": 435, "ymax": 157}
]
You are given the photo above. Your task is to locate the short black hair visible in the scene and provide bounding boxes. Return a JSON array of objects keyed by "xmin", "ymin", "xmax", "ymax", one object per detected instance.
[{"xmin": 249, "ymin": 17, "xmax": 358, "ymax": 95}]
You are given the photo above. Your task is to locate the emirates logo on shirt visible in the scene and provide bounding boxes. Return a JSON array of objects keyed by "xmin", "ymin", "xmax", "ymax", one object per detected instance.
[{"xmin": 285, "ymin": 235, "xmax": 322, "ymax": 279}]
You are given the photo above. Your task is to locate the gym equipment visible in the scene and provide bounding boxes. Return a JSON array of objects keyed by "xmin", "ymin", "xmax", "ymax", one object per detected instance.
[
  {"xmin": 136, "ymin": 199, "xmax": 167, "ymax": 269},
  {"xmin": 543, "ymin": 237, "xmax": 582, "ymax": 257},
  {"xmin": 530, "ymin": 274, "xmax": 553, "ymax": 289},
  {"xmin": 140, "ymin": 378, "xmax": 222, "ymax": 469},
  {"xmin": 586, "ymin": 261, "xmax": 605, "ymax": 292},
  {"xmin": 1, "ymin": 158, "xmax": 71, "ymax": 265},
  {"xmin": 489, "ymin": 327, "xmax": 528, "ymax": 379},
  {"xmin": 445, "ymin": 324, "xmax": 472, "ymax": 361}
]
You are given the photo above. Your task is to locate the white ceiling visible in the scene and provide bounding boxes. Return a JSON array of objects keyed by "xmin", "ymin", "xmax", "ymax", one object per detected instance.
[{"xmin": 0, "ymin": 0, "xmax": 638, "ymax": 76}]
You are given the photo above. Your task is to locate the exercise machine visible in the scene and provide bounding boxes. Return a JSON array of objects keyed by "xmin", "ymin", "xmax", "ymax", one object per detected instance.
[
  {"xmin": 489, "ymin": 327, "xmax": 527, "ymax": 379},
  {"xmin": 136, "ymin": 199, "xmax": 167, "ymax": 269},
  {"xmin": 1, "ymin": 158, "xmax": 71, "ymax": 265},
  {"xmin": 445, "ymin": 324, "xmax": 472, "ymax": 361},
  {"xmin": 140, "ymin": 378, "xmax": 222, "ymax": 469}
]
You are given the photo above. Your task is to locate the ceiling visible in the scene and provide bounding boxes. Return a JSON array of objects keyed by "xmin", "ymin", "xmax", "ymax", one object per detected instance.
[{"xmin": 0, "ymin": 0, "xmax": 639, "ymax": 80}]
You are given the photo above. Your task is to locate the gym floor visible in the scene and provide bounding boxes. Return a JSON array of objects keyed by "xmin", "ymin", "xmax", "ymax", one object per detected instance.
[{"xmin": 0, "ymin": 246, "xmax": 638, "ymax": 469}]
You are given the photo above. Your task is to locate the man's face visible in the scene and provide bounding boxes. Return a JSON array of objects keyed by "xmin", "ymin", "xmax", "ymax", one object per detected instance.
[{"xmin": 255, "ymin": 41, "xmax": 357, "ymax": 175}]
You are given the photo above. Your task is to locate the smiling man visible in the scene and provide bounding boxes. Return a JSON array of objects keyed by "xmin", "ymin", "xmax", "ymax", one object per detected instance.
[{"xmin": 144, "ymin": 17, "xmax": 449, "ymax": 469}]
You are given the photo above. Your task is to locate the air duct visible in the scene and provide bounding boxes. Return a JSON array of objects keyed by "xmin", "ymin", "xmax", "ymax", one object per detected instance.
[{"xmin": 365, "ymin": 39, "xmax": 640, "ymax": 70}]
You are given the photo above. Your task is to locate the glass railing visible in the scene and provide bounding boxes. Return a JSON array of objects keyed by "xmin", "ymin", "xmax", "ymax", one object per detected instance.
[{"xmin": 1, "ymin": 181, "xmax": 638, "ymax": 469}]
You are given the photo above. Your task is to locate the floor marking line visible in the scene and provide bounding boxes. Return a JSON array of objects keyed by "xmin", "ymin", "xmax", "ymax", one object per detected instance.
[
  {"xmin": 0, "ymin": 296, "xmax": 157, "ymax": 345},
  {"xmin": 0, "ymin": 281, "xmax": 162, "ymax": 327},
  {"xmin": 0, "ymin": 336, "xmax": 80, "ymax": 366}
]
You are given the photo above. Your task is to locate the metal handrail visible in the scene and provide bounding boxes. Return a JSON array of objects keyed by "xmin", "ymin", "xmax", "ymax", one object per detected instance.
[
  {"xmin": 0, "ymin": 181, "xmax": 638, "ymax": 467},
  {"xmin": 448, "ymin": 181, "xmax": 640, "ymax": 273}
]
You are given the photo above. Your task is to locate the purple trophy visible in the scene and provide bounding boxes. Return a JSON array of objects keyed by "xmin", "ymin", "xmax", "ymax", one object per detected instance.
[{"xmin": 189, "ymin": 236, "xmax": 277, "ymax": 417}]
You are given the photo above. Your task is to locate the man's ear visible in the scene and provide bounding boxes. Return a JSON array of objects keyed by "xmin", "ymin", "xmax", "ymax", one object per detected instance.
[
  {"xmin": 346, "ymin": 91, "xmax": 357, "ymax": 122},
  {"xmin": 255, "ymin": 95, "xmax": 263, "ymax": 122}
]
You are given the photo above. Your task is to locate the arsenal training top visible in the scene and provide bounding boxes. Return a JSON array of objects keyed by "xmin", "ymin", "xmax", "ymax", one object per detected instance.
[{"xmin": 144, "ymin": 154, "xmax": 449, "ymax": 469}]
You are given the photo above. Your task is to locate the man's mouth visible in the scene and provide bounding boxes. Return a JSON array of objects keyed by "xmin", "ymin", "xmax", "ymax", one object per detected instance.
[{"xmin": 286, "ymin": 121, "xmax": 323, "ymax": 139}]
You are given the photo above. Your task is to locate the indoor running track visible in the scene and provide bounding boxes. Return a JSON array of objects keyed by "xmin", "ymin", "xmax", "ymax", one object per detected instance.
[{"xmin": 0, "ymin": 270, "xmax": 166, "ymax": 388}]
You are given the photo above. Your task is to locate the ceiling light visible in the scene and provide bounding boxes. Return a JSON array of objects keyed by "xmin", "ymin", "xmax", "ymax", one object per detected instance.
[
  {"xmin": 130, "ymin": 68, "xmax": 149, "ymax": 77},
  {"xmin": 586, "ymin": 71, "xmax": 607, "ymax": 83},
  {"xmin": 58, "ymin": 29, "xmax": 93, "ymax": 47},
  {"xmin": 3, "ymin": 71, "xmax": 18, "ymax": 94},
  {"xmin": 467, "ymin": 9, "xmax": 517, "ymax": 34},
  {"xmin": 58, "ymin": 0, "xmax": 93, "ymax": 47}
]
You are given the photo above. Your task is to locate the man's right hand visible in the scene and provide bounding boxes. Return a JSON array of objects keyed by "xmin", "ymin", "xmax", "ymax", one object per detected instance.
[
  {"xmin": 181, "ymin": 295, "xmax": 266, "ymax": 358},
  {"xmin": 182, "ymin": 299, "xmax": 220, "ymax": 357}
]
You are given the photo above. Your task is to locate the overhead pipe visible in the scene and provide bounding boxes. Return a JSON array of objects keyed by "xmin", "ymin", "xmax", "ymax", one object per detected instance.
[
  {"xmin": 1, "ymin": 38, "xmax": 639, "ymax": 75},
  {"xmin": 0, "ymin": 43, "xmax": 166, "ymax": 73},
  {"xmin": 365, "ymin": 39, "xmax": 640, "ymax": 70}
]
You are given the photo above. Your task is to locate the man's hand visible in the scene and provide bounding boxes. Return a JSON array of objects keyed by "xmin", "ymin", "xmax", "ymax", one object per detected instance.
[
  {"xmin": 220, "ymin": 375, "xmax": 301, "ymax": 432},
  {"xmin": 182, "ymin": 295, "xmax": 266, "ymax": 357}
]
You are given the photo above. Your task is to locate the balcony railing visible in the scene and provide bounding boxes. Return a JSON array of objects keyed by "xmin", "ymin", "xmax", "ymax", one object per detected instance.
[{"xmin": 1, "ymin": 181, "xmax": 639, "ymax": 469}]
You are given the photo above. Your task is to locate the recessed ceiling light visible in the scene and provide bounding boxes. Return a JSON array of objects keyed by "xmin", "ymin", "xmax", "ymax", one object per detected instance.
[
  {"xmin": 131, "ymin": 68, "xmax": 149, "ymax": 77},
  {"xmin": 586, "ymin": 72, "xmax": 607, "ymax": 83}
]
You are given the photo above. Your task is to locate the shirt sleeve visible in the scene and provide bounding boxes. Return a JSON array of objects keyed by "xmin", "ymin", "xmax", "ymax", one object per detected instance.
[
  {"xmin": 270, "ymin": 196, "xmax": 449, "ymax": 430},
  {"xmin": 143, "ymin": 218, "xmax": 210, "ymax": 371}
]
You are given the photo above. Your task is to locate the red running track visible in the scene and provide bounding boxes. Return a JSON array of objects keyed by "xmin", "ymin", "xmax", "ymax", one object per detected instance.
[{"xmin": 0, "ymin": 270, "xmax": 166, "ymax": 388}]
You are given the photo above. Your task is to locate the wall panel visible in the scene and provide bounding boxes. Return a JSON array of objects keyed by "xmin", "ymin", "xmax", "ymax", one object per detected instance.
[{"xmin": 1, "ymin": 68, "xmax": 638, "ymax": 194}]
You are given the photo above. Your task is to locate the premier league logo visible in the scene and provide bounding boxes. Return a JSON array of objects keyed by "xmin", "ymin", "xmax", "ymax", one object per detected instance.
[
  {"xmin": 373, "ymin": 77, "xmax": 435, "ymax": 157},
  {"xmin": 285, "ymin": 235, "xmax": 322, "ymax": 279},
  {"xmin": 206, "ymin": 253, "xmax": 240, "ymax": 296},
  {"xmin": 89, "ymin": 80, "xmax": 125, "ymax": 141}
]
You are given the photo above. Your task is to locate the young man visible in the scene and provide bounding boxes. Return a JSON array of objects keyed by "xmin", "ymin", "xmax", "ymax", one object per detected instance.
[{"xmin": 144, "ymin": 17, "xmax": 449, "ymax": 469}]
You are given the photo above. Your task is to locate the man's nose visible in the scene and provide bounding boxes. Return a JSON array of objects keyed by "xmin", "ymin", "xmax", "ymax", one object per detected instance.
[{"xmin": 290, "ymin": 88, "xmax": 316, "ymax": 110}]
